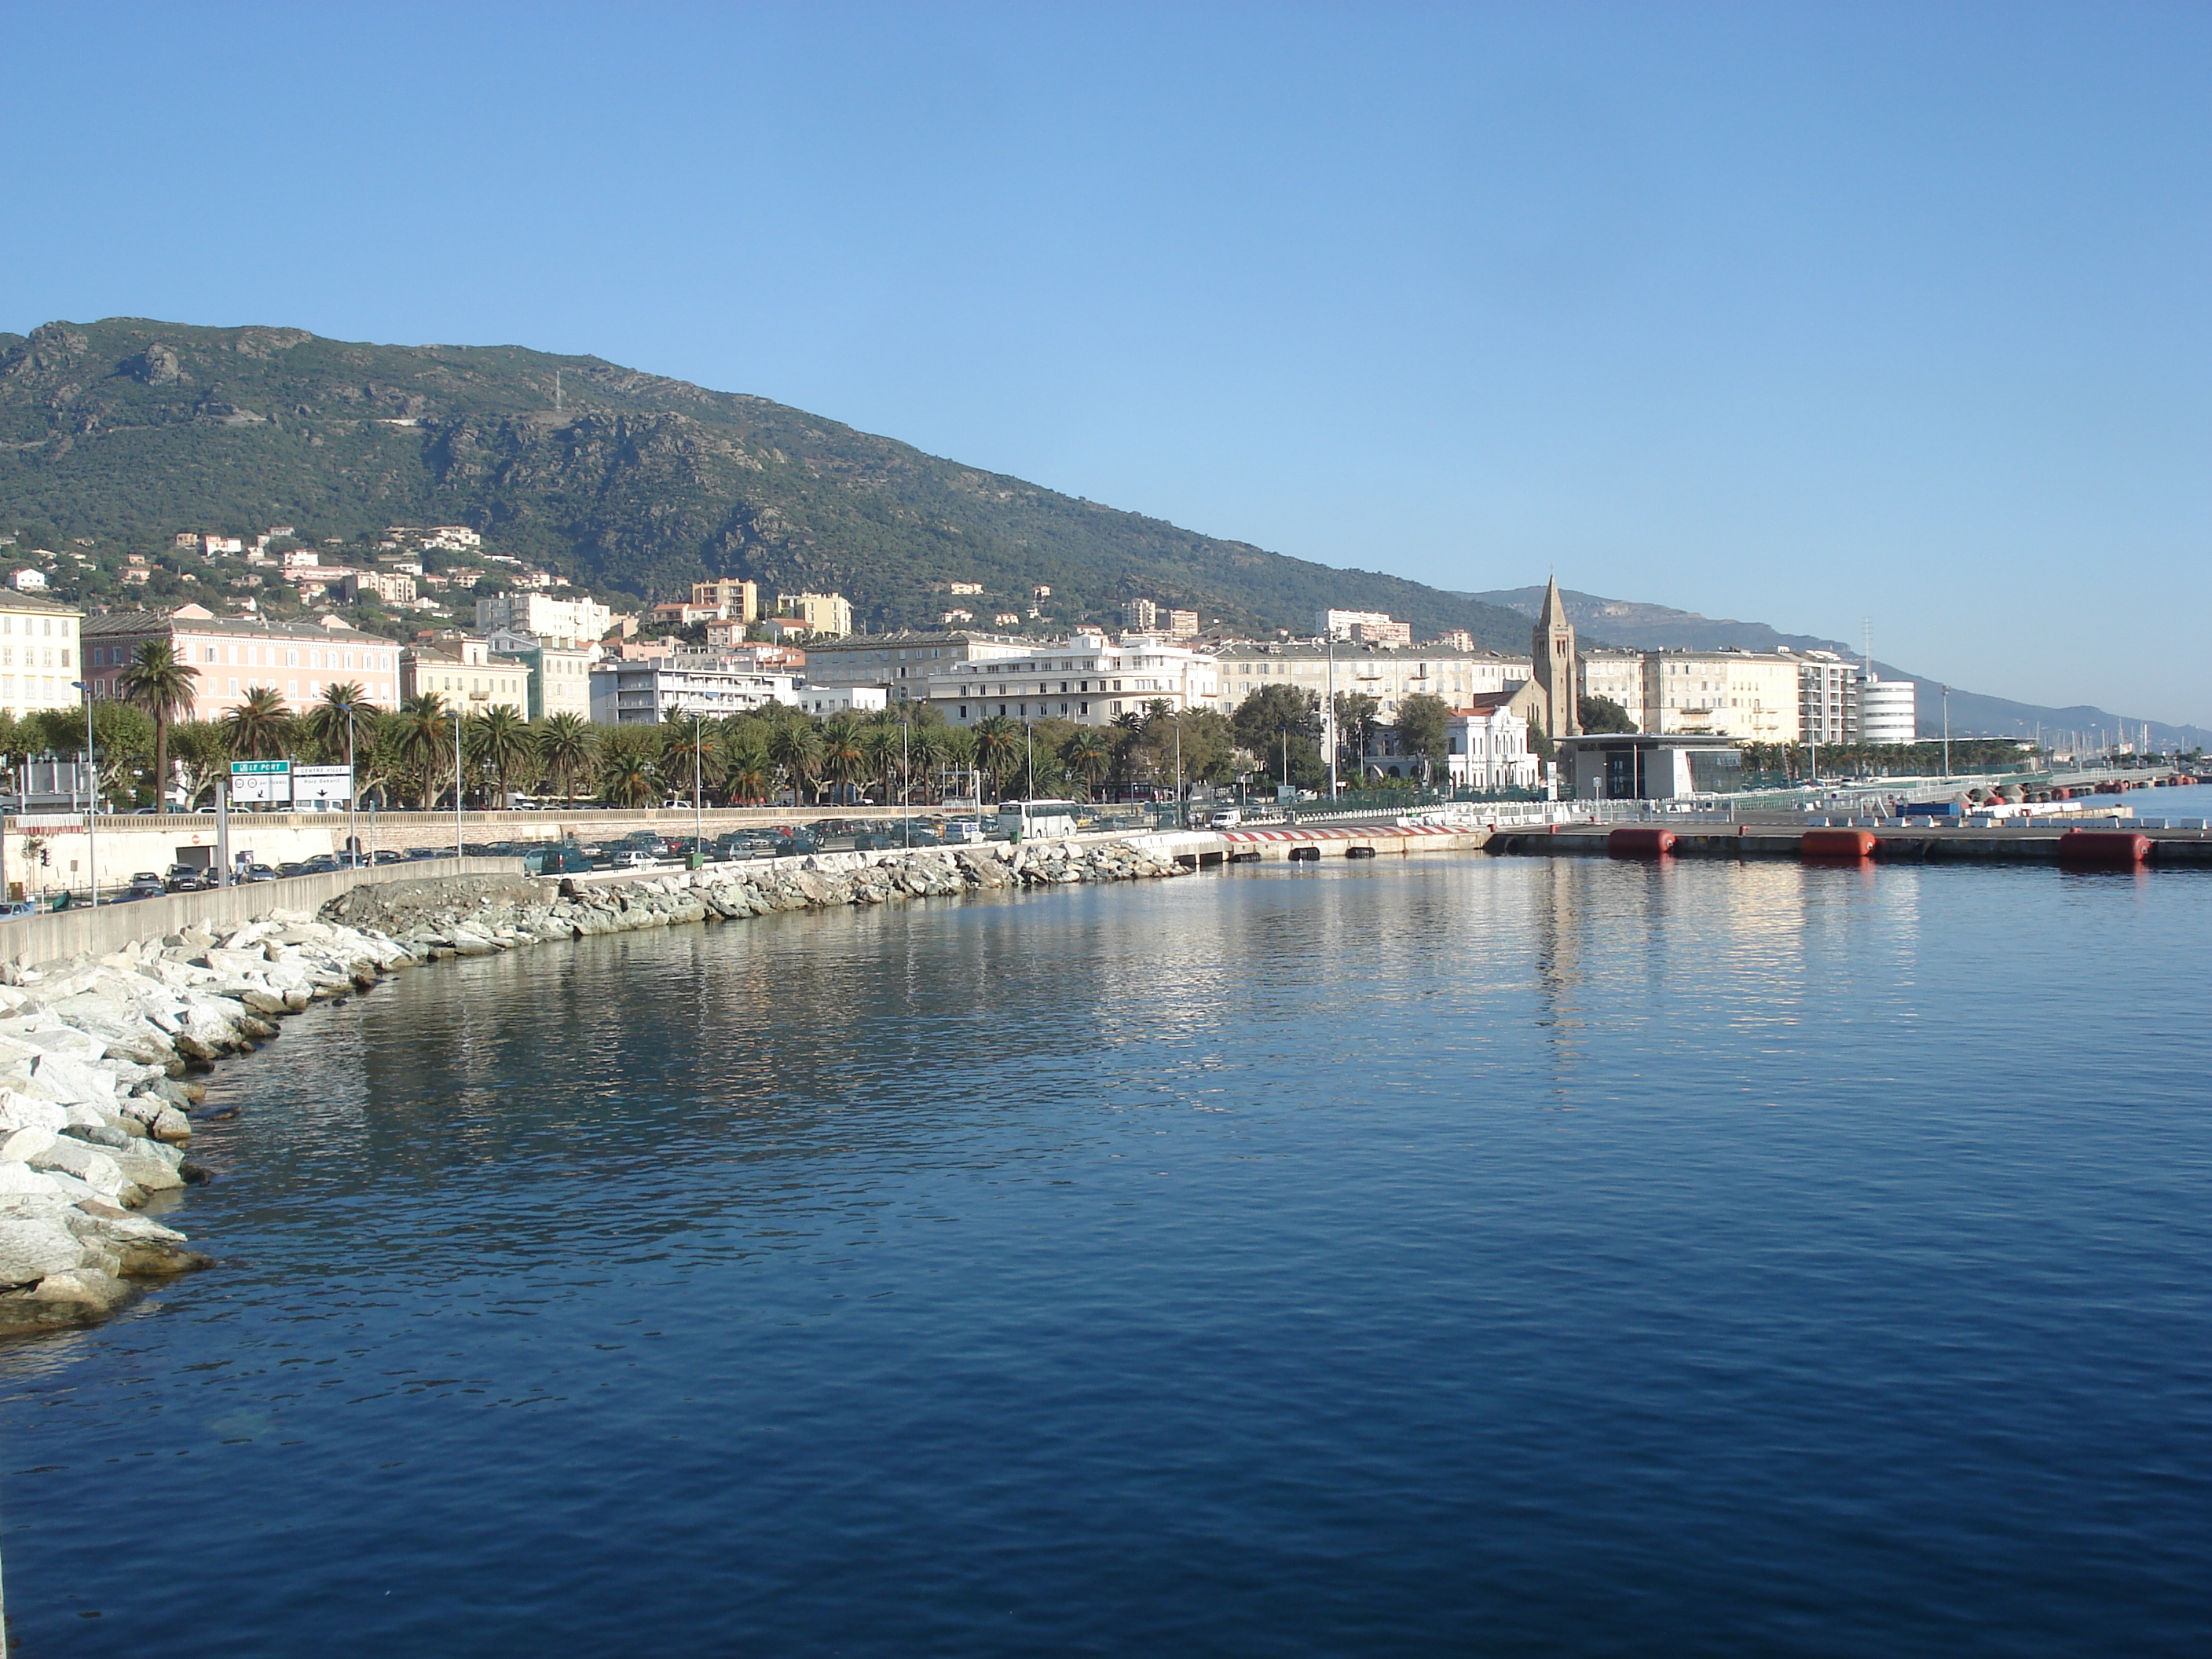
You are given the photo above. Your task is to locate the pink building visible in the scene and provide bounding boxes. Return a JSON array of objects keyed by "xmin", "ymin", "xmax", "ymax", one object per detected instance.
[{"xmin": 82, "ymin": 603, "xmax": 403, "ymax": 720}]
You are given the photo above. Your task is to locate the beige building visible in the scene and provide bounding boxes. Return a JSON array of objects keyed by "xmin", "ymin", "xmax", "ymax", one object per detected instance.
[
  {"xmin": 401, "ymin": 634, "xmax": 533, "ymax": 714},
  {"xmin": 775, "ymin": 591, "xmax": 854, "ymax": 637},
  {"xmin": 690, "ymin": 578, "xmax": 760, "ymax": 622},
  {"xmin": 928, "ymin": 633, "xmax": 1219, "ymax": 726},
  {"xmin": 1209, "ymin": 643, "xmax": 1533, "ymax": 723},
  {"xmin": 1580, "ymin": 648, "xmax": 1650, "ymax": 729},
  {"xmin": 0, "ymin": 593, "xmax": 84, "ymax": 720},
  {"xmin": 83, "ymin": 605, "xmax": 398, "ymax": 720},
  {"xmin": 484, "ymin": 628, "xmax": 595, "ymax": 722},
  {"xmin": 1639, "ymin": 650, "xmax": 1800, "ymax": 742}
]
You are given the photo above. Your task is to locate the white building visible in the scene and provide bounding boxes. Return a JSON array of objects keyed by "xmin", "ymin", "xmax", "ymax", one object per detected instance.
[
  {"xmin": 1798, "ymin": 652, "xmax": 1859, "ymax": 745},
  {"xmin": 1317, "ymin": 608, "xmax": 1396, "ymax": 641},
  {"xmin": 928, "ymin": 632, "xmax": 1218, "ymax": 726},
  {"xmin": 589, "ymin": 660, "xmax": 800, "ymax": 724},
  {"xmin": 0, "ymin": 594, "xmax": 84, "ymax": 720},
  {"xmin": 474, "ymin": 591, "xmax": 613, "ymax": 647},
  {"xmin": 1856, "ymin": 677, "xmax": 1917, "ymax": 744},
  {"xmin": 1209, "ymin": 642, "xmax": 1533, "ymax": 723},
  {"xmin": 1443, "ymin": 697, "xmax": 1542, "ymax": 791},
  {"xmin": 9, "ymin": 569, "xmax": 48, "ymax": 592},
  {"xmin": 795, "ymin": 686, "xmax": 889, "ymax": 718},
  {"xmin": 800, "ymin": 631, "xmax": 1037, "ymax": 701},
  {"xmin": 484, "ymin": 628, "xmax": 596, "ymax": 723}
]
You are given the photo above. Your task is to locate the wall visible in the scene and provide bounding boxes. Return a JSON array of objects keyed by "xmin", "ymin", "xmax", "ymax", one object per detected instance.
[{"xmin": 0, "ymin": 857, "xmax": 527, "ymax": 968}]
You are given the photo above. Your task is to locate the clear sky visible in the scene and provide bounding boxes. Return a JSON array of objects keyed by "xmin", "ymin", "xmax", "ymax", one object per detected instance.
[{"xmin": 3, "ymin": 2, "xmax": 2206, "ymax": 721}]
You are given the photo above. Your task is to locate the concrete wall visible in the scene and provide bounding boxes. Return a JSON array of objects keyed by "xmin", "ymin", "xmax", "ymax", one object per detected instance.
[
  {"xmin": 0, "ymin": 858, "xmax": 526, "ymax": 969},
  {"xmin": 0, "ymin": 802, "xmax": 950, "ymax": 899}
]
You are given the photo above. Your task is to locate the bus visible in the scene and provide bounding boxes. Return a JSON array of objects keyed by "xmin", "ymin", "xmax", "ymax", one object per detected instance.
[{"xmin": 997, "ymin": 799, "xmax": 1081, "ymax": 840}]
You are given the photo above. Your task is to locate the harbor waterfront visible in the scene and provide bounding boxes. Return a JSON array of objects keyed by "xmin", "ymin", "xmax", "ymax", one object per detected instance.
[{"xmin": 0, "ymin": 851, "xmax": 2207, "ymax": 1655}]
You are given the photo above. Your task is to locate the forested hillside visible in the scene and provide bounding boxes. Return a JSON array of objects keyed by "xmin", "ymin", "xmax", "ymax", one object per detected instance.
[{"xmin": 0, "ymin": 317, "xmax": 1539, "ymax": 648}]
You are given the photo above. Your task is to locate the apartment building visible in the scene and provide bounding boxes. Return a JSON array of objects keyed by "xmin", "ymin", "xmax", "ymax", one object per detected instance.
[
  {"xmin": 1209, "ymin": 643, "xmax": 1534, "ymax": 722},
  {"xmin": 800, "ymin": 631, "xmax": 1036, "ymax": 702},
  {"xmin": 1580, "ymin": 648, "xmax": 1649, "ymax": 728},
  {"xmin": 927, "ymin": 632, "xmax": 1219, "ymax": 727},
  {"xmin": 83, "ymin": 604, "xmax": 399, "ymax": 719},
  {"xmin": 690, "ymin": 578, "xmax": 759, "ymax": 622},
  {"xmin": 775, "ymin": 592, "xmax": 854, "ymax": 637},
  {"xmin": 484, "ymin": 628, "xmax": 595, "ymax": 722},
  {"xmin": 1797, "ymin": 652, "xmax": 1859, "ymax": 745},
  {"xmin": 588, "ymin": 660, "xmax": 800, "ymax": 724},
  {"xmin": 401, "ymin": 633, "xmax": 533, "ymax": 714},
  {"xmin": 473, "ymin": 591, "xmax": 613, "ymax": 646},
  {"xmin": 1856, "ymin": 677, "xmax": 1917, "ymax": 744},
  {"xmin": 0, "ymin": 593, "xmax": 84, "ymax": 720}
]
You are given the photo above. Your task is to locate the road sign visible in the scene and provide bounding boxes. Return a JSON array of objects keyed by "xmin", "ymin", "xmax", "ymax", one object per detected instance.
[
  {"xmin": 294, "ymin": 765, "xmax": 354, "ymax": 807},
  {"xmin": 229, "ymin": 760, "xmax": 291, "ymax": 804}
]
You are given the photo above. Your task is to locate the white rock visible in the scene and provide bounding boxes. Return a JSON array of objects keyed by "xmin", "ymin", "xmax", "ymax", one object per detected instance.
[
  {"xmin": 0, "ymin": 1089, "xmax": 65, "ymax": 1134},
  {"xmin": 1, "ymin": 1126, "xmax": 57, "ymax": 1161},
  {"xmin": 25, "ymin": 1137, "xmax": 126, "ymax": 1196},
  {"xmin": 32, "ymin": 1052, "xmax": 118, "ymax": 1105},
  {"xmin": 0, "ymin": 1214, "xmax": 86, "ymax": 1287},
  {"xmin": 0, "ymin": 1163, "xmax": 60, "ymax": 1199}
]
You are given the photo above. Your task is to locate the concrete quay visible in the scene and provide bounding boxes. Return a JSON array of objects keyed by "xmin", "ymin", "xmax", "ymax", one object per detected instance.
[{"xmin": 1483, "ymin": 822, "xmax": 2212, "ymax": 867}]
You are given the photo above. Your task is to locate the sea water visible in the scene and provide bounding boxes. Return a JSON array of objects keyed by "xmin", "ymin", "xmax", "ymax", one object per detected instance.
[{"xmin": 2, "ymin": 855, "xmax": 2207, "ymax": 1657}]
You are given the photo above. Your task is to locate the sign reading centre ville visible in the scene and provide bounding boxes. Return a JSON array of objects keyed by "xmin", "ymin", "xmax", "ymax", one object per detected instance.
[
  {"xmin": 293, "ymin": 766, "xmax": 355, "ymax": 808},
  {"xmin": 229, "ymin": 759, "xmax": 292, "ymax": 804}
]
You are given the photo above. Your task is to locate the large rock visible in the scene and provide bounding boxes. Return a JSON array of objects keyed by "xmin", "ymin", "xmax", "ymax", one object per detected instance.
[
  {"xmin": 0, "ymin": 1214, "xmax": 86, "ymax": 1287},
  {"xmin": 25, "ymin": 1136, "xmax": 128, "ymax": 1197}
]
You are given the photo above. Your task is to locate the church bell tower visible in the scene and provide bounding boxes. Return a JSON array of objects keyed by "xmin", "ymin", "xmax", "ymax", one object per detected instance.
[{"xmin": 1532, "ymin": 576, "xmax": 1579, "ymax": 738}]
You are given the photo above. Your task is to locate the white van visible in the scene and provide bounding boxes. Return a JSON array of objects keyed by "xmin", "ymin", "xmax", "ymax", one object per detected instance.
[{"xmin": 1207, "ymin": 806, "xmax": 1243, "ymax": 830}]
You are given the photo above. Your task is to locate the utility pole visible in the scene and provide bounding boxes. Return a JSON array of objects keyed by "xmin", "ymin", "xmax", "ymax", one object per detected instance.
[
  {"xmin": 1325, "ymin": 634, "xmax": 1339, "ymax": 799},
  {"xmin": 74, "ymin": 682, "xmax": 97, "ymax": 906},
  {"xmin": 452, "ymin": 709, "xmax": 465, "ymax": 859}
]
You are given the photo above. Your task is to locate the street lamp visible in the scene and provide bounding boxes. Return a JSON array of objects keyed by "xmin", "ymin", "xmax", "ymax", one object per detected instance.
[
  {"xmin": 1941, "ymin": 684, "xmax": 1952, "ymax": 779},
  {"xmin": 71, "ymin": 681, "xmax": 96, "ymax": 906},
  {"xmin": 452, "ymin": 706, "xmax": 465, "ymax": 859}
]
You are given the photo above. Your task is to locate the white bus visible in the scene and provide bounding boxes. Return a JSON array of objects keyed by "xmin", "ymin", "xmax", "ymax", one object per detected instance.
[{"xmin": 998, "ymin": 799, "xmax": 1081, "ymax": 840}]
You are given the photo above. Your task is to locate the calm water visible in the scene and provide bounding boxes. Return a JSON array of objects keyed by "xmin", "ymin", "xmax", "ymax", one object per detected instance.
[{"xmin": 2, "ymin": 853, "xmax": 2208, "ymax": 1657}]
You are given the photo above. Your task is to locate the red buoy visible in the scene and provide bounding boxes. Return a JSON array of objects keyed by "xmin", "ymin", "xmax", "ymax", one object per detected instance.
[
  {"xmin": 1608, "ymin": 826, "xmax": 1676, "ymax": 858},
  {"xmin": 2058, "ymin": 830, "xmax": 2150, "ymax": 867},
  {"xmin": 1801, "ymin": 829, "xmax": 1877, "ymax": 859}
]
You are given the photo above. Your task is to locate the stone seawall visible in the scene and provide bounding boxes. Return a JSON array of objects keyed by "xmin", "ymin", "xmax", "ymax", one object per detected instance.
[{"xmin": 0, "ymin": 838, "xmax": 1188, "ymax": 1339}]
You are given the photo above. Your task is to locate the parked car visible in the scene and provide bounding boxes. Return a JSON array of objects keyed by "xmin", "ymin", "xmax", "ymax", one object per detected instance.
[
  {"xmin": 123, "ymin": 875, "xmax": 168, "ymax": 901},
  {"xmin": 1208, "ymin": 807, "xmax": 1243, "ymax": 830},
  {"xmin": 613, "ymin": 849, "xmax": 662, "ymax": 870},
  {"xmin": 241, "ymin": 863, "xmax": 278, "ymax": 883},
  {"xmin": 164, "ymin": 870, "xmax": 213, "ymax": 893},
  {"xmin": 372, "ymin": 849, "xmax": 406, "ymax": 865},
  {"xmin": 940, "ymin": 819, "xmax": 985, "ymax": 844}
]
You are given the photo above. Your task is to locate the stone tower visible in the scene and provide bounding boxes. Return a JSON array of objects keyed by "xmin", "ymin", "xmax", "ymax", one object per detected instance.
[{"xmin": 1532, "ymin": 575, "xmax": 1579, "ymax": 738}]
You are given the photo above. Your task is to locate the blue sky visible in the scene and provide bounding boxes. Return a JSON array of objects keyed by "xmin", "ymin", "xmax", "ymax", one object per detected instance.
[{"xmin": 3, "ymin": 2, "xmax": 2206, "ymax": 722}]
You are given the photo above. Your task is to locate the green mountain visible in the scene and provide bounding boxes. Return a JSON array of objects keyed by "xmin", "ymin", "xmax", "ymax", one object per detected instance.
[{"xmin": 0, "ymin": 317, "xmax": 1540, "ymax": 650}]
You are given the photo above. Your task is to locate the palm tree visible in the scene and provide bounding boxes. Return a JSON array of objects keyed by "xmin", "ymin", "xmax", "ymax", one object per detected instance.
[
  {"xmin": 537, "ymin": 712, "xmax": 596, "ymax": 806},
  {"xmin": 596, "ymin": 730, "xmax": 661, "ymax": 808},
  {"xmin": 224, "ymin": 685, "xmax": 293, "ymax": 762},
  {"xmin": 906, "ymin": 723, "xmax": 948, "ymax": 803},
  {"xmin": 863, "ymin": 723, "xmax": 903, "ymax": 806},
  {"xmin": 465, "ymin": 704, "xmax": 533, "ymax": 805},
  {"xmin": 766, "ymin": 718, "xmax": 822, "ymax": 805},
  {"xmin": 1061, "ymin": 727, "xmax": 1112, "ymax": 801},
  {"xmin": 302, "ymin": 681, "xmax": 375, "ymax": 763},
  {"xmin": 819, "ymin": 718, "xmax": 868, "ymax": 804},
  {"xmin": 393, "ymin": 692, "xmax": 453, "ymax": 809},
  {"xmin": 118, "ymin": 639, "xmax": 200, "ymax": 808},
  {"xmin": 973, "ymin": 715, "xmax": 1025, "ymax": 799}
]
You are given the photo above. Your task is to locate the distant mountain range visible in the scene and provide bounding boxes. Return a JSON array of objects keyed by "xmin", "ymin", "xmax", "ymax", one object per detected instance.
[
  {"xmin": 1471, "ymin": 587, "xmax": 2208, "ymax": 752},
  {"xmin": 0, "ymin": 317, "xmax": 2197, "ymax": 748}
]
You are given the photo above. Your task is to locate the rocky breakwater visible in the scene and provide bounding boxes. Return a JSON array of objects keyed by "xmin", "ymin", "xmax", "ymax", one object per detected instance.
[
  {"xmin": 0, "ymin": 838, "xmax": 1185, "ymax": 1338},
  {"xmin": 0, "ymin": 913, "xmax": 416, "ymax": 1336}
]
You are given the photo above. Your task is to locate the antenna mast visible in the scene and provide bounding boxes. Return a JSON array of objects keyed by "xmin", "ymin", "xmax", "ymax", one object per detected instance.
[{"xmin": 555, "ymin": 368, "xmax": 562, "ymax": 412}]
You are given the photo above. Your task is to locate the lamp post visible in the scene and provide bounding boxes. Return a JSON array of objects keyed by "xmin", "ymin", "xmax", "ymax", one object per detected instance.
[
  {"xmin": 71, "ymin": 682, "xmax": 96, "ymax": 906},
  {"xmin": 1325, "ymin": 635, "xmax": 1339, "ymax": 798},
  {"xmin": 345, "ymin": 698, "xmax": 359, "ymax": 867},
  {"xmin": 692, "ymin": 712, "xmax": 704, "ymax": 857},
  {"xmin": 1941, "ymin": 685, "xmax": 1952, "ymax": 779},
  {"xmin": 901, "ymin": 715, "xmax": 911, "ymax": 848},
  {"xmin": 452, "ymin": 708, "xmax": 465, "ymax": 859}
]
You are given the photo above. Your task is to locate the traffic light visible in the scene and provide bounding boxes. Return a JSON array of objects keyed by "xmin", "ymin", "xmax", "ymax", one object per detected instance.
[{"xmin": 38, "ymin": 847, "xmax": 49, "ymax": 866}]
